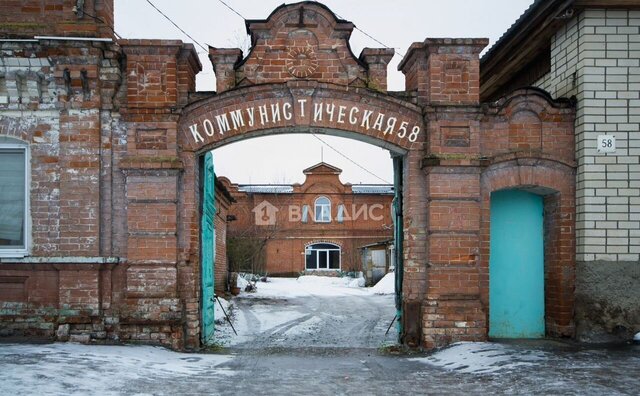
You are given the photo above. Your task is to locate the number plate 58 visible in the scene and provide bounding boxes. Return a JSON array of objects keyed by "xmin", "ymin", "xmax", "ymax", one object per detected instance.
[{"xmin": 597, "ymin": 135, "xmax": 616, "ymax": 153}]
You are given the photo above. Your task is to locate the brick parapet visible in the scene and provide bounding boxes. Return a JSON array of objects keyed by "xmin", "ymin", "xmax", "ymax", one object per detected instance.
[
  {"xmin": 359, "ymin": 48, "xmax": 395, "ymax": 92},
  {"xmin": 399, "ymin": 38, "xmax": 488, "ymax": 105},
  {"xmin": 208, "ymin": 47, "xmax": 243, "ymax": 93}
]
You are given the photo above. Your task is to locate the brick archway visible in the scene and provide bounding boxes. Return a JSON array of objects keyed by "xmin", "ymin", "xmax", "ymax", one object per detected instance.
[
  {"xmin": 175, "ymin": 83, "xmax": 428, "ymax": 349},
  {"xmin": 178, "ymin": 82, "xmax": 424, "ymax": 154}
]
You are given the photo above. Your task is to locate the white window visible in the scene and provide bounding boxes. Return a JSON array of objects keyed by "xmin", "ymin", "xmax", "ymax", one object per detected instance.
[
  {"xmin": 314, "ymin": 196, "xmax": 331, "ymax": 223},
  {"xmin": 305, "ymin": 243, "xmax": 340, "ymax": 270},
  {"xmin": 0, "ymin": 136, "xmax": 29, "ymax": 257}
]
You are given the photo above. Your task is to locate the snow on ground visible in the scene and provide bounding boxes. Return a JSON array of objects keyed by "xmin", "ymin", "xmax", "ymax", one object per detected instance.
[
  {"xmin": 236, "ymin": 273, "xmax": 249, "ymax": 290},
  {"xmin": 411, "ymin": 342, "xmax": 548, "ymax": 374},
  {"xmin": 213, "ymin": 275, "xmax": 395, "ymax": 347},
  {"xmin": 214, "ymin": 295, "xmax": 231, "ymax": 324},
  {"xmin": 370, "ymin": 272, "xmax": 395, "ymax": 295},
  {"xmin": 241, "ymin": 276, "xmax": 370, "ymax": 298},
  {"xmin": 226, "ymin": 299, "xmax": 308, "ymax": 346},
  {"xmin": 0, "ymin": 343, "xmax": 234, "ymax": 395},
  {"xmin": 283, "ymin": 316, "xmax": 323, "ymax": 336}
]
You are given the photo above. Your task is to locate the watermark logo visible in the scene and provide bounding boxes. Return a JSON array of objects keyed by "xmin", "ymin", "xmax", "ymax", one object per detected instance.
[
  {"xmin": 252, "ymin": 200, "xmax": 385, "ymax": 225},
  {"xmin": 252, "ymin": 200, "xmax": 279, "ymax": 226}
]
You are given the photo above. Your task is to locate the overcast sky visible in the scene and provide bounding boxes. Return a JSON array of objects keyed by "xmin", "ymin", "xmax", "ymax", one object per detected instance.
[{"xmin": 115, "ymin": 0, "xmax": 533, "ymax": 185}]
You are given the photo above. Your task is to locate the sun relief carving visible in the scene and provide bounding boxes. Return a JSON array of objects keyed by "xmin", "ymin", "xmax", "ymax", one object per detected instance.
[{"xmin": 286, "ymin": 46, "xmax": 319, "ymax": 78}]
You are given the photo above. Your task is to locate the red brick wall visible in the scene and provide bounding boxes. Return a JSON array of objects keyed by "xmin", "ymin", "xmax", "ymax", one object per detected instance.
[
  {"xmin": 419, "ymin": 88, "xmax": 575, "ymax": 348},
  {"xmin": 0, "ymin": 0, "xmax": 114, "ymax": 38},
  {"xmin": 214, "ymin": 184, "xmax": 232, "ymax": 293},
  {"xmin": 223, "ymin": 167, "xmax": 394, "ymax": 276}
]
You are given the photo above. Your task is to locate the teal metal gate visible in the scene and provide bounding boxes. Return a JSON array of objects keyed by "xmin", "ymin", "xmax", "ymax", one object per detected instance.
[
  {"xmin": 489, "ymin": 189, "xmax": 544, "ymax": 338},
  {"xmin": 201, "ymin": 152, "xmax": 216, "ymax": 345}
]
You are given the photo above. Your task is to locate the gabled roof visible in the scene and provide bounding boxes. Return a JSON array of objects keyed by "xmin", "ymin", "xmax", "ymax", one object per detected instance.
[
  {"xmin": 480, "ymin": 0, "xmax": 640, "ymax": 101},
  {"xmin": 303, "ymin": 162, "xmax": 343, "ymax": 175},
  {"xmin": 480, "ymin": 0, "xmax": 567, "ymax": 101}
]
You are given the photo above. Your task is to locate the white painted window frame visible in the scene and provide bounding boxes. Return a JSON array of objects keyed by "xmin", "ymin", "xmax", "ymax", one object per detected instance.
[
  {"xmin": 314, "ymin": 196, "xmax": 331, "ymax": 223},
  {"xmin": 0, "ymin": 141, "xmax": 31, "ymax": 258},
  {"xmin": 305, "ymin": 243, "xmax": 341, "ymax": 270}
]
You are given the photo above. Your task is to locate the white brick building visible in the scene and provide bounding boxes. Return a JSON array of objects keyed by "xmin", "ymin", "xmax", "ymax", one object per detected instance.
[{"xmin": 481, "ymin": 0, "xmax": 639, "ymax": 342}]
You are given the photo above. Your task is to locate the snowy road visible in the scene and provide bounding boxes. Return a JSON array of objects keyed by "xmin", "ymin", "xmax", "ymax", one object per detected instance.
[
  {"xmin": 1, "ymin": 276, "xmax": 639, "ymax": 395},
  {"xmin": 1, "ymin": 340, "xmax": 639, "ymax": 395},
  {"xmin": 217, "ymin": 277, "xmax": 398, "ymax": 350}
]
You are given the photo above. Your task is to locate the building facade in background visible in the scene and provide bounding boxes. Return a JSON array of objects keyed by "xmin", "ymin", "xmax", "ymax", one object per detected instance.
[{"xmin": 221, "ymin": 162, "xmax": 394, "ymax": 278}]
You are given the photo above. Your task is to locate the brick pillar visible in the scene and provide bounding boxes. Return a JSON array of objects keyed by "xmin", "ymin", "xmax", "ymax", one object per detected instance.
[
  {"xmin": 359, "ymin": 48, "xmax": 394, "ymax": 91},
  {"xmin": 399, "ymin": 38, "xmax": 488, "ymax": 105},
  {"xmin": 401, "ymin": 148, "xmax": 428, "ymax": 347},
  {"xmin": 118, "ymin": 40, "xmax": 200, "ymax": 349},
  {"xmin": 400, "ymin": 38, "xmax": 489, "ymax": 348},
  {"xmin": 209, "ymin": 48, "xmax": 243, "ymax": 93}
]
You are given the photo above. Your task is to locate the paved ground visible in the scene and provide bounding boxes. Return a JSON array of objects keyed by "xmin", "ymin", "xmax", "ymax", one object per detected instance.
[
  {"xmin": 1, "ymin": 278, "xmax": 639, "ymax": 395},
  {"xmin": 1, "ymin": 339, "xmax": 638, "ymax": 395},
  {"xmin": 224, "ymin": 294, "xmax": 398, "ymax": 349},
  {"xmin": 213, "ymin": 277, "xmax": 399, "ymax": 350}
]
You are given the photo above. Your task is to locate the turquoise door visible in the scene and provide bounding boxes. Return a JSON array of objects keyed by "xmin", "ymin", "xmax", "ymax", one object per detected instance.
[
  {"xmin": 201, "ymin": 152, "xmax": 216, "ymax": 345},
  {"xmin": 489, "ymin": 189, "xmax": 544, "ymax": 338}
]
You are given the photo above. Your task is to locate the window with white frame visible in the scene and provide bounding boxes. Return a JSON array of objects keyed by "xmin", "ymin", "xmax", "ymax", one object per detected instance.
[
  {"xmin": 0, "ymin": 136, "xmax": 29, "ymax": 257},
  {"xmin": 305, "ymin": 243, "xmax": 340, "ymax": 270},
  {"xmin": 314, "ymin": 196, "xmax": 331, "ymax": 222}
]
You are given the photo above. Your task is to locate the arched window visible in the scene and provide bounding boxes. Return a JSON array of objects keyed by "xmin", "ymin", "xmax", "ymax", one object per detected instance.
[
  {"xmin": 0, "ymin": 136, "xmax": 29, "ymax": 257},
  {"xmin": 314, "ymin": 196, "xmax": 331, "ymax": 222},
  {"xmin": 305, "ymin": 243, "xmax": 341, "ymax": 270}
]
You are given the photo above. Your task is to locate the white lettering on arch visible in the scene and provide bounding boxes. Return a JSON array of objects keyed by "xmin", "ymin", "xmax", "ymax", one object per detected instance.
[
  {"xmin": 230, "ymin": 109, "xmax": 245, "ymax": 130},
  {"xmin": 349, "ymin": 107, "xmax": 359, "ymax": 125},
  {"xmin": 283, "ymin": 102, "xmax": 293, "ymax": 120},
  {"xmin": 203, "ymin": 119, "xmax": 215, "ymax": 137},
  {"xmin": 185, "ymin": 99, "xmax": 422, "ymax": 146},
  {"xmin": 215, "ymin": 114, "xmax": 230, "ymax": 134},
  {"xmin": 189, "ymin": 124, "xmax": 204, "ymax": 143}
]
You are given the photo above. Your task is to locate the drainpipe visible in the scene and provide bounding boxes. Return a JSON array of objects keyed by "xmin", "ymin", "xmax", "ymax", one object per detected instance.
[{"xmin": 393, "ymin": 156, "xmax": 404, "ymax": 340}]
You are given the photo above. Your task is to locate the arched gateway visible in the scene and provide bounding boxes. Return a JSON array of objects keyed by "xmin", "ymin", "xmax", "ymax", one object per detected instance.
[
  {"xmin": 175, "ymin": 3, "xmax": 430, "ymax": 346},
  {"xmin": 171, "ymin": 2, "xmax": 576, "ymax": 349},
  {"xmin": 0, "ymin": 1, "xmax": 576, "ymax": 350}
]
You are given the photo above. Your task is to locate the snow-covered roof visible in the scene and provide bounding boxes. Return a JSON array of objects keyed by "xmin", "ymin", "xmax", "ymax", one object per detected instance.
[
  {"xmin": 237, "ymin": 184, "xmax": 394, "ymax": 194},
  {"xmin": 352, "ymin": 185, "xmax": 394, "ymax": 194},
  {"xmin": 238, "ymin": 185, "xmax": 294, "ymax": 194}
]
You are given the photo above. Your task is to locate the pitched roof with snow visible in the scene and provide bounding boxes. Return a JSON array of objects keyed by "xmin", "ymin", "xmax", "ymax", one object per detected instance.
[
  {"xmin": 352, "ymin": 185, "xmax": 394, "ymax": 194},
  {"xmin": 236, "ymin": 184, "xmax": 394, "ymax": 195},
  {"xmin": 237, "ymin": 185, "xmax": 294, "ymax": 194}
]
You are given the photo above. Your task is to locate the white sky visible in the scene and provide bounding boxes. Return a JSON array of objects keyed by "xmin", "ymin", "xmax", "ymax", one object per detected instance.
[{"xmin": 115, "ymin": 0, "xmax": 533, "ymax": 184}]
